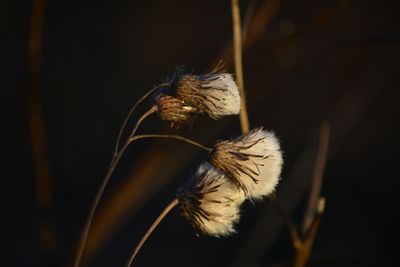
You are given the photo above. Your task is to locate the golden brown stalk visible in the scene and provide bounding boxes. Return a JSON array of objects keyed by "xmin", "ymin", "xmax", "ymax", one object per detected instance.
[{"xmin": 231, "ymin": 0, "xmax": 250, "ymax": 133}]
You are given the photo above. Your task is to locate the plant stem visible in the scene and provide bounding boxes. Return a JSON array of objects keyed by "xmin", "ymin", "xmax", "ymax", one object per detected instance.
[
  {"xmin": 130, "ymin": 134, "xmax": 212, "ymax": 152},
  {"xmin": 231, "ymin": 0, "xmax": 250, "ymax": 133},
  {"xmin": 72, "ymin": 107, "xmax": 156, "ymax": 267},
  {"xmin": 125, "ymin": 198, "xmax": 179, "ymax": 267},
  {"xmin": 114, "ymin": 83, "xmax": 169, "ymax": 156}
]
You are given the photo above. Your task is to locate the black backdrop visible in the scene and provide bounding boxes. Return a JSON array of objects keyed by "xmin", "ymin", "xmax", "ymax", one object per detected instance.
[{"xmin": 1, "ymin": 0, "xmax": 399, "ymax": 266}]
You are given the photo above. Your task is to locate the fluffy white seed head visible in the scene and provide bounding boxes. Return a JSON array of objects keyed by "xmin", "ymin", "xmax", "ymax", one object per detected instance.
[
  {"xmin": 210, "ymin": 128, "xmax": 283, "ymax": 200},
  {"xmin": 177, "ymin": 162, "xmax": 245, "ymax": 237},
  {"xmin": 174, "ymin": 73, "xmax": 241, "ymax": 119}
]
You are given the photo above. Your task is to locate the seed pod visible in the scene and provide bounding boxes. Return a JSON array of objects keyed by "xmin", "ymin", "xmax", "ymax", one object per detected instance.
[
  {"xmin": 210, "ymin": 128, "xmax": 283, "ymax": 200},
  {"xmin": 155, "ymin": 93, "xmax": 197, "ymax": 127},
  {"xmin": 177, "ymin": 162, "xmax": 245, "ymax": 237}
]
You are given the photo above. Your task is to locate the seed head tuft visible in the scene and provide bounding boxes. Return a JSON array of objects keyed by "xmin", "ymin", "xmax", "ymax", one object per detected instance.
[
  {"xmin": 174, "ymin": 73, "xmax": 241, "ymax": 119},
  {"xmin": 209, "ymin": 128, "xmax": 283, "ymax": 200},
  {"xmin": 177, "ymin": 162, "xmax": 245, "ymax": 237}
]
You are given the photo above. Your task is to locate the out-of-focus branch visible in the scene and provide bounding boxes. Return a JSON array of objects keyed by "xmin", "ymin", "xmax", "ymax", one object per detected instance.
[
  {"xmin": 293, "ymin": 198, "xmax": 326, "ymax": 267},
  {"xmin": 241, "ymin": 0, "xmax": 258, "ymax": 42},
  {"xmin": 28, "ymin": 0, "xmax": 57, "ymax": 263},
  {"xmin": 289, "ymin": 121, "xmax": 330, "ymax": 267},
  {"xmin": 302, "ymin": 122, "xmax": 330, "ymax": 234},
  {"xmin": 231, "ymin": 0, "xmax": 250, "ymax": 133}
]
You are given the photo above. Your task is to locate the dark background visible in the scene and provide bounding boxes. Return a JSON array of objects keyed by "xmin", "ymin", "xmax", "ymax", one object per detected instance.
[{"xmin": 1, "ymin": 0, "xmax": 399, "ymax": 266}]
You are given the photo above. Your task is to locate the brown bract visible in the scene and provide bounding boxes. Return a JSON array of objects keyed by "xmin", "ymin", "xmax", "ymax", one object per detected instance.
[{"xmin": 156, "ymin": 94, "xmax": 198, "ymax": 127}]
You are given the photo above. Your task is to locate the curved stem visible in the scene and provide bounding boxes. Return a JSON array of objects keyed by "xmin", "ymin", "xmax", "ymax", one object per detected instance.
[
  {"xmin": 130, "ymin": 134, "xmax": 212, "ymax": 152},
  {"xmin": 113, "ymin": 83, "xmax": 169, "ymax": 156},
  {"xmin": 73, "ymin": 107, "xmax": 156, "ymax": 267},
  {"xmin": 231, "ymin": 0, "xmax": 250, "ymax": 133},
  {"xmin": 125, "ymin": 198, "xmax": 179, "ymax": 267}
]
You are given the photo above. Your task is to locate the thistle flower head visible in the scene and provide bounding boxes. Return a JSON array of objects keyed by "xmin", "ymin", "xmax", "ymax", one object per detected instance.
[
  {"xmin": 154, "ymin": 70, "xmax": 240, "ymax": 126},
  {"xmin": 210, "ymin": 128, "xmax": 283, "ymax": 200},
  {"xmin": 177, "ymin": 162, "xmax": 245, "ymax": 237},
  {"xmin": 155, "ymin": 93, "xmax": 197, "ymax": 127},
  {"xmin": 173, "ymin": 73, "xmax": 241, "ymax": 119}
]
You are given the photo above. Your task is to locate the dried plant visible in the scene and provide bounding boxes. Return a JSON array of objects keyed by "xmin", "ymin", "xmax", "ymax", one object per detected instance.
[{"xmin": 73, "ymin": 2, "xmax": 286, "ymax": 267}]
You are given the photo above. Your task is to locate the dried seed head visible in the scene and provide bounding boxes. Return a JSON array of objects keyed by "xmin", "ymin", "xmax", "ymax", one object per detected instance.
[
  {"xmin": 173, "ymin": 73, "xmax": 241, "ymax": 119},
  {"xmin": 210, "ymin": 128, "xmax": 283, "ymax": 200},
  {"xmin": 177, "ymin": 162, "xmax": 245, "ymax": 237},
  {"xmin": 155, "ymin": 93, "xmax": 197, "ymax": 127}
]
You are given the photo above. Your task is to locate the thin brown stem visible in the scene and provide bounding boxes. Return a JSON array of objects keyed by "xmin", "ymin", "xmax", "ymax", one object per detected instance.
[
  {"xmin": 114, "ymin": 83, "xmax": 169, "ymax": 156},
  {"xmin": 72, "ymin": 107, "xmax": 156, "ymax": 267},
  {"xmin": 130, "ymin": 134, "xmax": 212, "ymax": 152},
  {"xmin": 125, "ymin": 198, "xmax": 178, "ymax": 267},
  {"xmin": 231, "ymin": 0, "xmax": 250, "ymax": 133}
]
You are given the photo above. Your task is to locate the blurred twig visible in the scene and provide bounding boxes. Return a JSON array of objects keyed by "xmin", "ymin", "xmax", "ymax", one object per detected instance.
[
  {"xmin": 288, "ymin": 121, "xmax": 330, "ymax": 267},
  {"xmin": 293, "ymin": 198, "xmax": 326, "ymax": 267},
  {"xmin": 242, "ymin": 0, "xmax": 258, "ymax": 42},
  {"xmin": 231, "ymin": 0, "xmax": 250, "ymax": 133},
  {"xmin": 302, "ymin": 122, "xmax": 330, "ymax": 234},
  {"xmin": 28, "ymin": 0, "xmax": 57, "ymax": 264}
]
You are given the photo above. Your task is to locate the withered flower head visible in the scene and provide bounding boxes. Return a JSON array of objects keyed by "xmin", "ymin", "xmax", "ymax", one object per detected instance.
[
  {"xmin": 209, "ymin": 128, "xmax": 283, "ymax": 200},
  {"xmin": 173, "ymin": 73, "xmax": 241, "ymax": 119},
  {"xmin": 177, "ymin": 162, "xmax": 245, "ymax": 237},
  {"xmin": 155, "ymin": 93, "xmax": 197, "ymax": 127}
]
